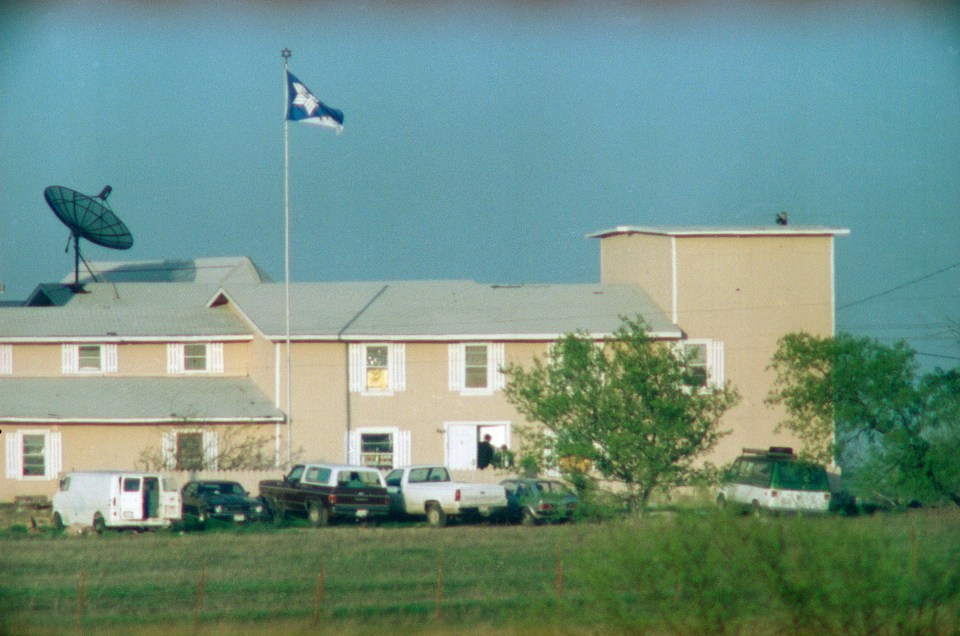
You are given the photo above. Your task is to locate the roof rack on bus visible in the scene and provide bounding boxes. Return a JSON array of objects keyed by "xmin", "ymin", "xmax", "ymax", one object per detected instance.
[{"xmin": 742, "ymin": 446, "xmax": 795, "ymax": 457}]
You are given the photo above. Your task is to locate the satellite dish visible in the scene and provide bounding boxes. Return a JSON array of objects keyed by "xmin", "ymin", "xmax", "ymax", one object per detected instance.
[{"xmin": 43, "ymin": 185, "xmax": 134, "ymax": 290}]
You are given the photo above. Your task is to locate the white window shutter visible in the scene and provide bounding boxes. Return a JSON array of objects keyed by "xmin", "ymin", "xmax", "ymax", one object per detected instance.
[
  {"xmin": 47, "ymin": 432, "xmax": 62, "ymax": 479},
  {"xmin": 0, "ymin": 344, "xmax": 11, "ymax": 375},
  {"xmin": 62, "ymin": 345, "xmax": 78, "ymax": 374},
  {"xmin": 161, "ymin": 431, "xmax": 176, "ymax": 469},
  {"xmin": 390, "ymin": 343, "xmax": 406, "ymax": 392},
  {"xmin": 104, "ymin": 344, "xmax": 118, "ymax": 373},
  {"xmin": 346, "ymin": 430, "xmax": 361, "ymax": 464},
  {"xmin": 210, "ymin": 343, "xmax": 224, "ymax": 373},
  {"xmin": 203, "ymin": 431, "xmax": 219, "ymax": 471},
  {"xmin": 167, "ymin": 344, "xmax": 182, "ymax": 374},
  {"xmin": 348, "ymin": 344, "xmax": 363, "ymax": 393},
  {"xmin": 709, "ymin": 341, "xmax": 725, "ymax": 386},
  {"xmin": 490, "ymin": 343, "xmax": 506, "ymax": 391},
  {"xmin": 448, "ymin": 344, "xmax": 463, "ymax": 391},
  {"xmin": 5, "ymin": 431, "xmax": 22, "ymax": 478},
  {"xmin": 396, "ymin": 430, "xmax": 412, "ymax": 467}
]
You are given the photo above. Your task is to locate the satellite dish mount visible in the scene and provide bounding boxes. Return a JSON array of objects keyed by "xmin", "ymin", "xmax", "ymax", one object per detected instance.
[{"xmin": 43, "ymin": 185, "xmax": 134, "ymax": 291}]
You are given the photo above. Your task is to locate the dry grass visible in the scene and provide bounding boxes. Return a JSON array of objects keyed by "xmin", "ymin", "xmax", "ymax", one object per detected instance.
[{"xmin": 2, "ymin": 506, "xmax": 959, "ymax": 635}]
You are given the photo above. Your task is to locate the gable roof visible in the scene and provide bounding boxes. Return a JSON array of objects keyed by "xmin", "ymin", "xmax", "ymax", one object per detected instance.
[
  {"xmin": 4, "ymin": 257, "xmax": 681, "ymax": 342},
  {"xmin": 217, "ymin": 279, "xmax": 681, "ymax": 341},
  {"xmin": 0, "ymin": 377, "xmax": 284, "ymax": 424},
  {"xmin": 56, "ymin": 257, "xmax": 271, "ymax": 287},
  {"xmin": 0, "ymin": 283, "xmax": 250, "ymax": 342}
]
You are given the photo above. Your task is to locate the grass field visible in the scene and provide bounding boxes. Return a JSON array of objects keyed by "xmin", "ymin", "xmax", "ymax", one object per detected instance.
[{"xmin": 1, "ymin": 508, "xmax": 959, "ymax": 635}]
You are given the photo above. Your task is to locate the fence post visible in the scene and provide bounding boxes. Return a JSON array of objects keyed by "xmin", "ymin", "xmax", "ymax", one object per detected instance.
[
  {"xmin": 312, "ymin": 562, "xmax": 326, "ymax": 625},
  {"xmin": 556, "ymin": 551, "xmax": 564, "ymax": 599},
  {"xmin": 435, "ymin": 553, "xmax": 443, "ymax": 622},
  {"xmin": 76, "ymin": 570, "xmax": 87, "ymax": 629},
  {"xmin": 194, "ymin": 562, "xmax": 207, "ymax": 625}
]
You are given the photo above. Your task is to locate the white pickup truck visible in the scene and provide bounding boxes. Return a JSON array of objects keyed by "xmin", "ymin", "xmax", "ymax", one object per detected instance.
[{"xmin": 384, "ymin": 465, "xmax": 507, "ymax": 527}]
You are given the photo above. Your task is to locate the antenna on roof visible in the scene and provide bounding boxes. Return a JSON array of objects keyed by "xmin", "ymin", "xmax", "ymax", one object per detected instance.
[{"xmin": 43, "ymin": 185, "xmax": 134, "ymax": 292}]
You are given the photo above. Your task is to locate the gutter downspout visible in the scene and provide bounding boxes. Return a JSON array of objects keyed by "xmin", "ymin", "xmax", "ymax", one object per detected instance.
[{"xmin": 338, "ymin": 284, "xmax": 390, "ymax": 463}]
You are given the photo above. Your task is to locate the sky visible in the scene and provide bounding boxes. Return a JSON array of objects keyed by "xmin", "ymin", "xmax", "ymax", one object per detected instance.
[{"xmin": 1, "ymin": 1, "xmax": 958, "ymax": 369}]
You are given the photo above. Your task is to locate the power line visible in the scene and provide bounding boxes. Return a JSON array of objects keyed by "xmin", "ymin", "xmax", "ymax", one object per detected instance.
[
  {"xmin": 838, "ymin": 259, "xmax": 960, "ymax": 311},
  {"xmin": 915, "ymin": 351, "xmax": 960, "ymax": 361}
]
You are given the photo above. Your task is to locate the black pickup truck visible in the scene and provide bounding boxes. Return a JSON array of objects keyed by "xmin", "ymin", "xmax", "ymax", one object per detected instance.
[{"xmin": 259, "ymin": 462, "xmax": 390, "ymax": 527}]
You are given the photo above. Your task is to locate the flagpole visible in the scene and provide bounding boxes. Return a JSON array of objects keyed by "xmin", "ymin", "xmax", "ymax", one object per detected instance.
[{"xmin": 281, "ymin": 48, "xmax": 293, "ymax": 471}]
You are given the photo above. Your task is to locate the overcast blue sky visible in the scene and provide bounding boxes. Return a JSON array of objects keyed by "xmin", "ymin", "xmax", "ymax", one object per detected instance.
[{"xmin": 1, "ymin": 1, "xmax": 958, "ymax": 367}]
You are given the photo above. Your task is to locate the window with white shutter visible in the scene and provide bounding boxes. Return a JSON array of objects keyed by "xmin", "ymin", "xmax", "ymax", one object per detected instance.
[
  {"xmin": 679, "ymin": 340, "xmax": 725, "ymax": 389},
  {"xmin": 166, "ymin": 343, "xmax": 224, "ymax": 374},
  {"xmin": 4, "ymin": 430, "xmax": 62, "ymax": 480},
  {"xmin": 61, "ymin": 344, "xmax": 117, "ymax": 374},
  {"xmin": 346, "ymin": 428, "xmax": 411, "ymax": 469},
  {"xmin": 161, "ymin": 429, "xmax": 219, "ymax": 470},
  {"xmin": 448, "ymin": 343, "xmax": 505, "ymax": 395},
  {"xmin": 349, "ymin": 343, "xmax": 406, "ymax": 394}
]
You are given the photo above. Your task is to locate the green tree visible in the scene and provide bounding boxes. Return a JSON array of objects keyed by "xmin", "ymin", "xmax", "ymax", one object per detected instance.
[
  {"xmin": 766, "ymin": 332, "xmax": 960, "ymax": 507},
  {"xmin": 503, "ymin": 316, "xmax": 739, "ymax": 513}
]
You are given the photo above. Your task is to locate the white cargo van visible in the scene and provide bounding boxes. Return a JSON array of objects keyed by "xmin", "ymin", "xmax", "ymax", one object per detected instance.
[{"xmin": 52, "ymin": 471, "xmax": 182, "ymax": 532}]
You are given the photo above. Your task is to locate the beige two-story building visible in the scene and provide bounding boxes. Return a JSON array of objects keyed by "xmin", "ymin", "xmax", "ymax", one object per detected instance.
[{"xmin": 0, "ymin": 225, "xmax": 846, "ymax": 502}]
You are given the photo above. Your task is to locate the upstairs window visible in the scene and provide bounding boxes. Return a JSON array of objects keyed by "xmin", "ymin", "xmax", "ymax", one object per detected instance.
[
  {"xmin": 62, "ymin": 344, "xmax": 117, "ymax": 374},
  {"xmin": 448, "ymin": 343, "xmax": 505, "ymax": 395},
  {"xmin": 183, "ymin": 344, "xmax": 208, "ymax": 371},
  {"xmin": 167, "ymin": 343, "xmax": 224, "ymax": 374},
  {"xmin": 465, "ymin": 345, "xmax": 489, "ymax": 389},
  {"xmin": 365, "ymin": 345, "xmax": 389, "ymax": 391},
  {"xmin": 349, "ymin": 343, "xmax": 406, "ymax": 394},
  {"xmin": 680, "ymin": 340, "xmax": 725, "ymax": 389}
]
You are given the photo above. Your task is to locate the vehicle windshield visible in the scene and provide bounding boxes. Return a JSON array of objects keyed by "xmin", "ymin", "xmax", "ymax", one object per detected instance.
[
  {"xmin": 536, "ymin": 481, "xmax": 572, "ymax": 495},
  {"xmin": 774, "ymin": 462, "xmax": 829, "ymax": 491},
  {"xmin": 198, "ymin": 483, "xmax": 245, "ymax": 496}
]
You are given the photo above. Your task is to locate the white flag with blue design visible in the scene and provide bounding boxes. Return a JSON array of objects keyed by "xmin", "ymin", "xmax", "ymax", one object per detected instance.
[{"xmin": 286, "ymin": 70, "xmax": 344, "ymax": 133}]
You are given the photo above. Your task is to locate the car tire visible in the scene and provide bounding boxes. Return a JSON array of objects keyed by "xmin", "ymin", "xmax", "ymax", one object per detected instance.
[
  {"xmin": 92, "ymin": 512, "xmax": 106, "ymax": 535},
  {"xmin": 426, "ymin": 503, "xmax": 447, "ymax": 528},
  {"xmin": 521, "ymin": 508, "xmax": 537, "ymax": 526},
  {"xmin": 308, "ymin": 502, "xmax": 329, "ymax": 528}
]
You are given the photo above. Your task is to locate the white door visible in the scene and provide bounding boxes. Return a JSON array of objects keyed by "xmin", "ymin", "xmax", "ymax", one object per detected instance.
[
  {"xmin": 118, "ymin": 476, "xmax": 143, "ymax": 520},
  {"xmin": 446, "ymin": 424, "xmax": 478, "ymax": 470},
  {"xmin": 446, "ymin": 422, "xmax": 510, "ymax": 470}
]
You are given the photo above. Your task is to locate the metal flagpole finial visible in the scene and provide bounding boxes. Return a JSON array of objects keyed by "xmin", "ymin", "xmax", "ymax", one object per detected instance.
[{"xmin": 281, "ymin": 48, "xmax": 292, "ymax": 61}]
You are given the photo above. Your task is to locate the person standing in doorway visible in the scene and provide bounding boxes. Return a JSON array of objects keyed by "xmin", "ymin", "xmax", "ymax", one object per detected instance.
[{"xmin": 477, "ymin": 434, "xmax": 494, "ymax": 470}]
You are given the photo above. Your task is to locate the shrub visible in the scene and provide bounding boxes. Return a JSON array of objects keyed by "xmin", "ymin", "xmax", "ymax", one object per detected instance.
[{"xmin": 574, "ymin": 511, "xmax": 960, "ymax": 635}]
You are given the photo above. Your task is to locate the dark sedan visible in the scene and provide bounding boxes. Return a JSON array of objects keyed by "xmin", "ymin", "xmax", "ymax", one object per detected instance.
[
  {"xmin": 501, "ymin": 478, "xmax": 578, "ymax": 525},
  {"xmin": 181, "ymin": 480, "xmax": 266, "ymax": 525}
]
